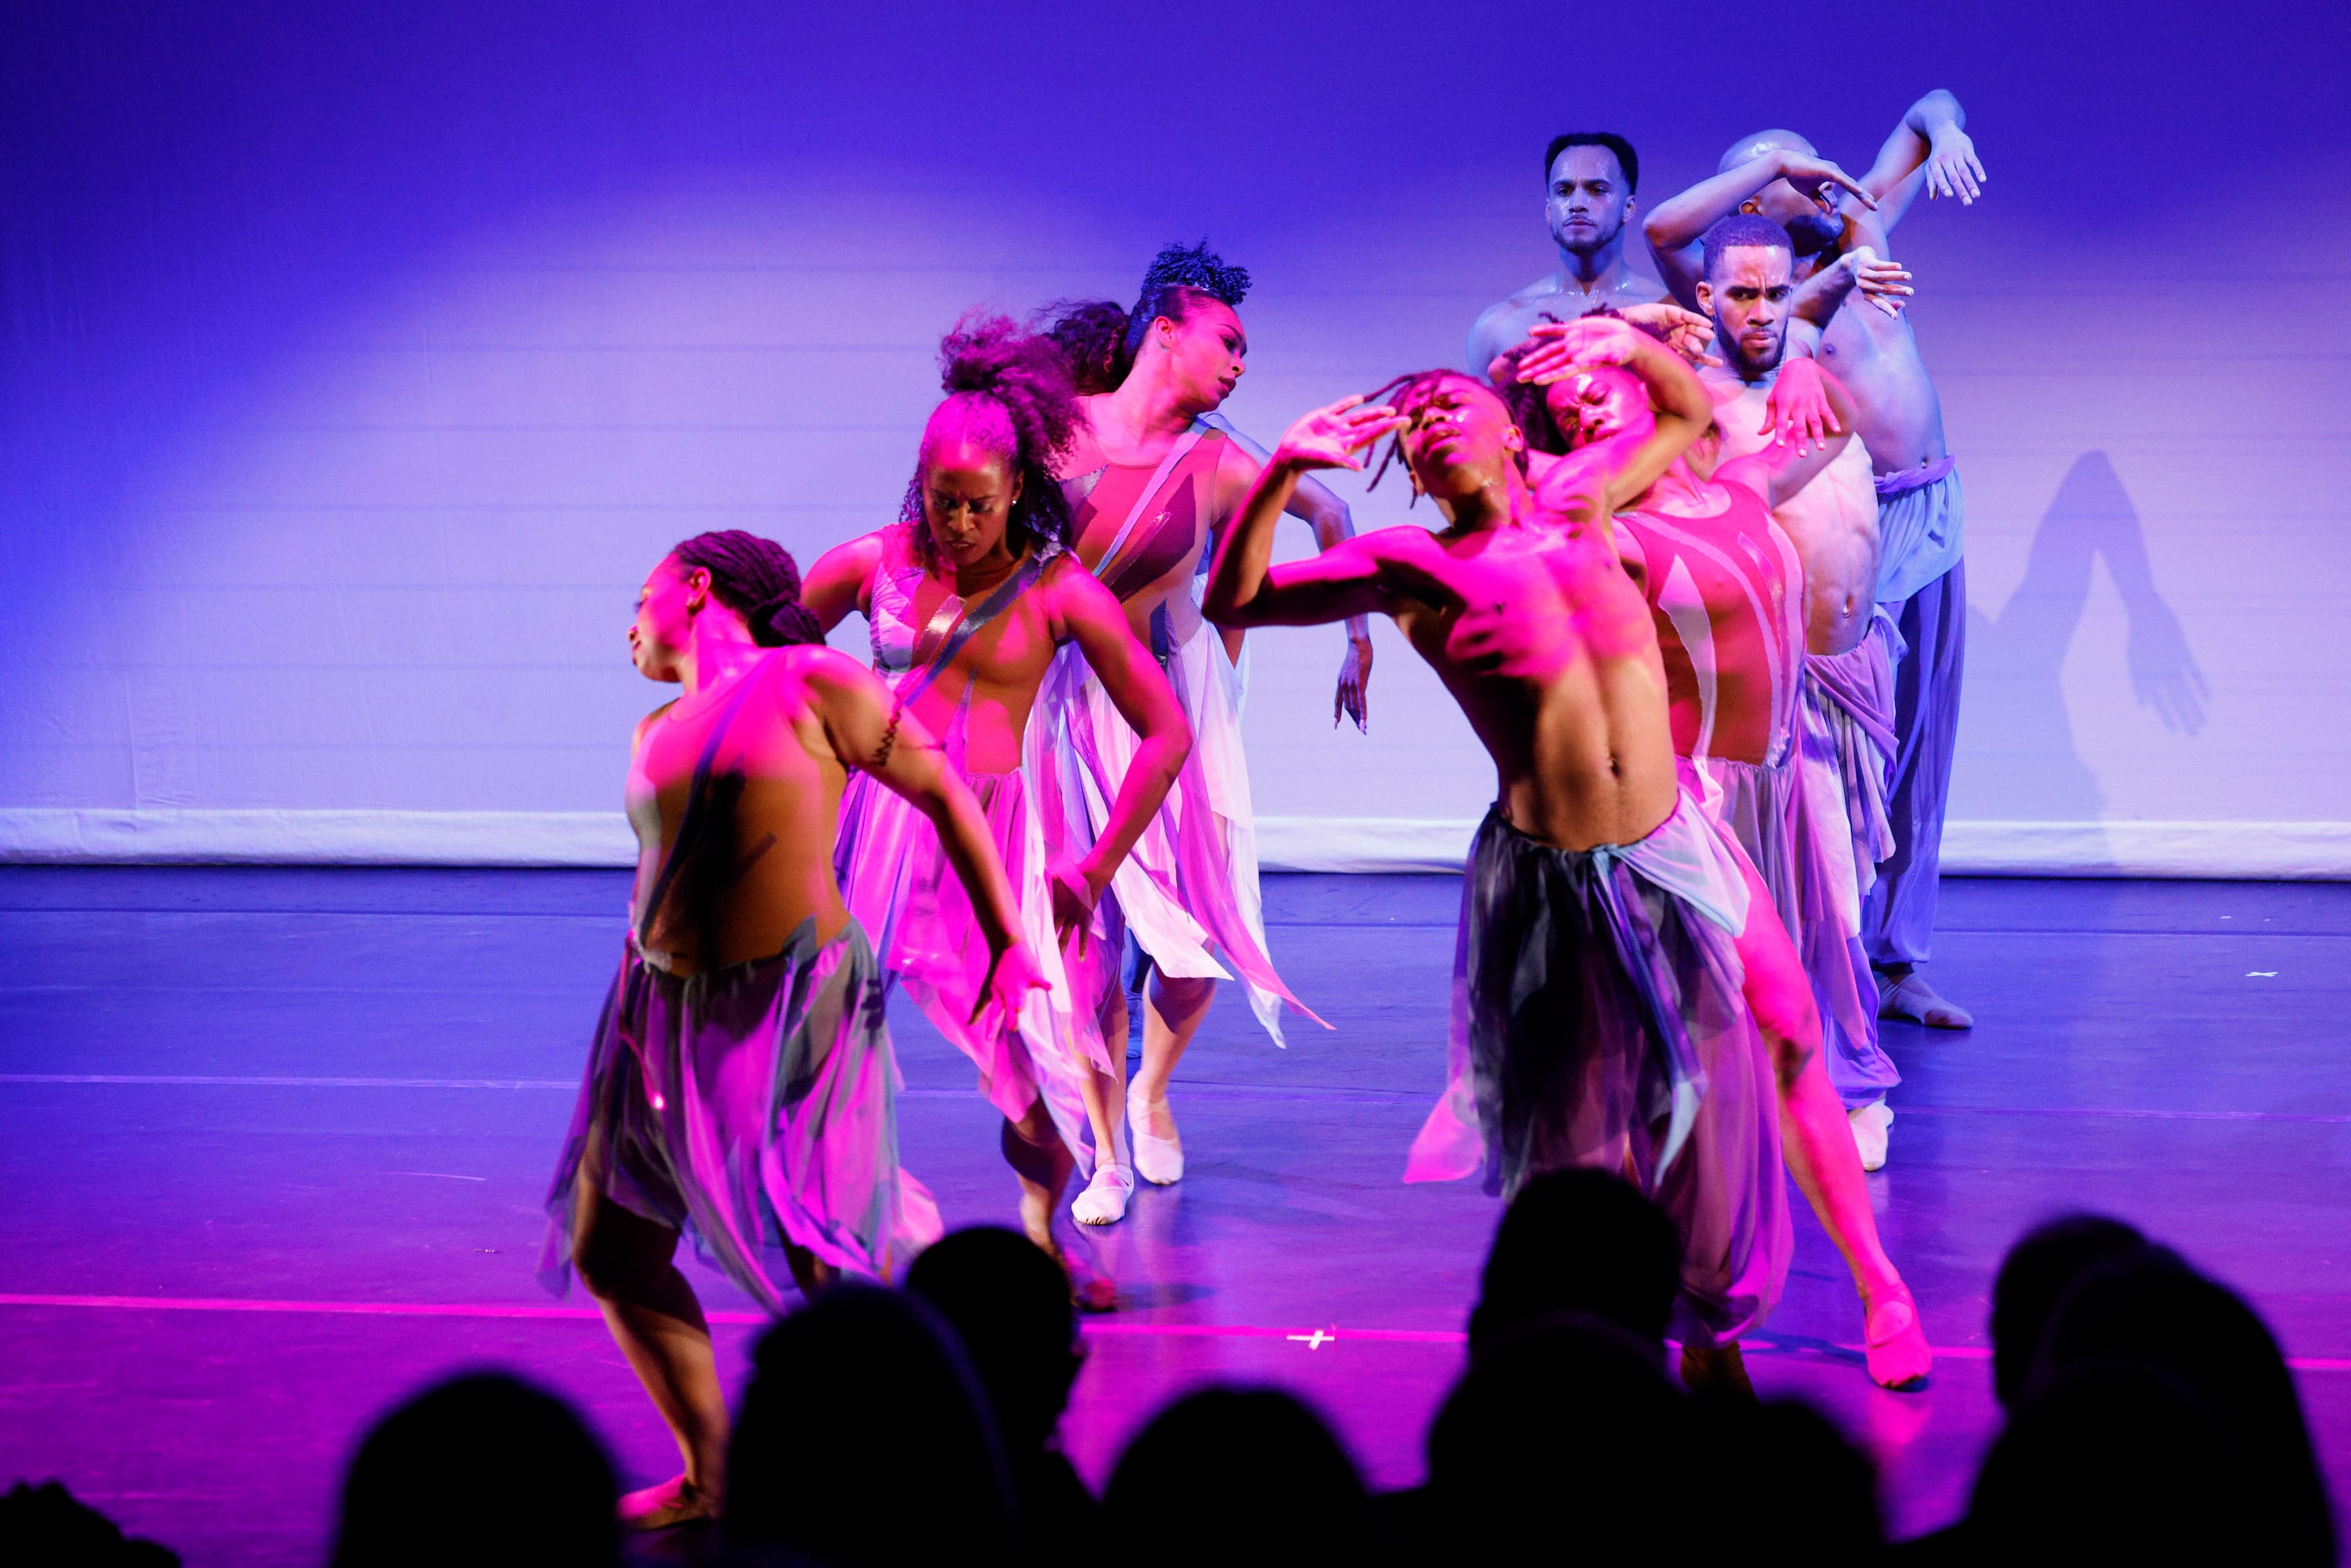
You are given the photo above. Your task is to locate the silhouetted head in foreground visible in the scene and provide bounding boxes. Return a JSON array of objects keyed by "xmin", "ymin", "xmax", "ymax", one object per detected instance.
[
  {"xmin": 1698, "ymin": 1399, "xmax": 1883, "ymax": 1556},
  {"xmin": 2030, "ymin": 1247, "xmax": 2336, "ymax": 1564},
  {"xmin": 1104, "ymin": 1387, "xmax": 1368, "ymax": 1565},
  {"xmin": 0, "ymin": 1481, "xmax": 180, "ymax": 1567},
  {"xmin": 1988, "ymin": 1211, "xmax": 2146, "ymax": 1408},
  {"xmin": 904, "ymin": 1226, "xmax": 1083, "ymax": 1458},
  {"xmin": 728, "ymin": 1283, "xmax": 1014, "ymax": 1565},
  {"xmin": 1469, "ymin": 1167, "xmax": 1681, "ymax": 1361},
  {"xmin": 331, "ymin": 1372, "xmax": 617, "ymax": 1568},
  {"xmin": 1427, "ymin": 1313, "xmax": 1686, "ymax": 1559}
]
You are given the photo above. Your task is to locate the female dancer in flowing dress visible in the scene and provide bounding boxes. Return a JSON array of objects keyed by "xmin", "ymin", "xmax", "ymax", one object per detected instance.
[
  {"xmin": 804, "ymin": 317, "xmax": 1192, "ymax": 1235},
  {"xmin": 540, "ymin": 529, "xmax": 1047, "ymax": 1528},
  {"xmin": 1037, "ymin": 244, "xmax": 1336, "ymax": 1191}
]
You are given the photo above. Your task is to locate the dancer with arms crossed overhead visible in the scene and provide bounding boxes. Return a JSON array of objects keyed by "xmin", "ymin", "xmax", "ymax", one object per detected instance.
[
  {"xmin": 803, "ymin": 318, "xmax": 1191, "ymax": 1244},
  {"xmin": 1204, "ymin": 318, "xmax": 1805, "ymax": 1394},
  {"xmin": 1502, "ymin": 290, "xmax": 1931, "ymax": 1385},
  {"xmin": 1037, "ymin": 243, "xmax": 1336, "ymax": 1201},
  {"xmin": 1646, "ymin": 92, "xmax": 1987, "ymax": 1029},
  {"xmin": 541, "ymin": 530, "xmax": 1048, "ymax": 1528}
]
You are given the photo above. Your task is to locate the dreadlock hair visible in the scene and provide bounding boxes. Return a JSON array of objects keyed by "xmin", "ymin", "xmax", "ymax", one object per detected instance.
[
  {"xmin": 1038, "ymin": 240, "xmax": 1252, "ymax": 394},
  {"xmin": 1358, "ymin": 369, "xmax": 1527, "ymax": 505},
  {"xmin": 671, "ymin": 529, "xmax": 824, "ymax": 647},
  {"xmin": 1489, "ymin": 307, "xmax": 1674, "ymax": 458},
  {"xmin": 901, "ymin": 314, "xmax": 1081, "ymax": 569}
]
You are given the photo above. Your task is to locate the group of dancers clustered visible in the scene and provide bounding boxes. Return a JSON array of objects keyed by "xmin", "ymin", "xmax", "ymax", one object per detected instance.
[{"xmin": 536, "ymin": 91, "xmax": 1992, "ymax": 1525}]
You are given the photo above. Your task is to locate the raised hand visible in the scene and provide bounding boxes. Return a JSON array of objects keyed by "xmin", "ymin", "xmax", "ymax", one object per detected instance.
[
  {"xmin": 969, "ymin": 936, "xmax": 1052, "ymax": 1034},
  {"xmin": 1844, "ymin": 245, "xmax": 1916, "ymax": 318},
  {"xmin": 1618, "ymin": 301, "xmax": 1723, "ymax": 367},
  {"xmin": 1924, "ymin": 128, "xmax": 1987, "ymax": 205},
  {"xmin": 1761, "ymin": 357, "xmax": 1841, "ymax": 455},
  {"xmin": 1272, "ymin": 394, "xmax": 1405, "ymax": 472},
  {"xmin": 1514, "ymin": 315, "xmax": 1646, "ymax": 383},
  {"xmin": 1777, "ymin": 150, "xmax": 1878, "ymax": 213}
]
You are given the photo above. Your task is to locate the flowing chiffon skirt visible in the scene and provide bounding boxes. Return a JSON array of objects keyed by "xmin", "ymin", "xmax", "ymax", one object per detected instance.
[
  {"xmin": 1405, "ymin": 793, "xmax": 1791, "ymax": 1347},
  {"xmin": 833, "ymin": 763, "xmax": 1105, "ymax": 1176},
  {"xmin": 1028, "ymin": 616, "xmax": 1319, "ymax": 1041},
  {"xmin": 538, "ymin": 918, "xmax": 940, "ymax": 1308}
]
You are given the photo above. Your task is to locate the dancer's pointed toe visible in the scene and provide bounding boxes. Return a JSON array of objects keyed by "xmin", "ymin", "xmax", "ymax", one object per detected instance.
[
  {"xmin": 1864, "ymin": 1286, "xmax": 1933, "ymax": 1390},
  {"xmin": 1072, "ymin": 1161, "xmax": 1134, "ymax": 1225}
]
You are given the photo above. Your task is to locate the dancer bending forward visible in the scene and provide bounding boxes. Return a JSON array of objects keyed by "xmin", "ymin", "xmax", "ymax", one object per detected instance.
[
  {"xmin": 540, "ymin": 529, "xmax": 1047, "ymax": 1528},
  {"xmin": 1204, "ymin": 324, "xmax": 1807, "ymax": 1393},
  {"xmin": 804, "ymin": 318, "xmax": 1192, "ymax": 1238},
  {"xmin": 1504, "ymin": 307, "xmax": 1929, "ymax": 1386}
]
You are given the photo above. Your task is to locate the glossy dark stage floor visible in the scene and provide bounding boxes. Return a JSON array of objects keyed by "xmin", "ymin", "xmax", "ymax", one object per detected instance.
[{"xmin": 3, "ymin": 867, "xmax": 2347, "ymax": 1564}]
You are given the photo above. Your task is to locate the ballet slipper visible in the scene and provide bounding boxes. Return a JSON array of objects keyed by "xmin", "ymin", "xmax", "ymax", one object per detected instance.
[
  {"xmin": 619, "ymin": 1474, "xmax": 719, "ymax": 1531},
  {"xmin": 1678, "ymin": 1341, "xmax": 1756, "ymax": 1402},
  {"xmin": 1863, "ymin": 1285, "xmax": 1933, "ymax": 1390},
  {"xmin": 1877, "ymin": 968, "xmax": 1973, "ymax": 1029},
  {"xmin": 1127, "ymin": 1080, "xmax": 1185, "ymax": 1186},
  {"xmin": 1849, "ymin": 1100, "xmax": 1893, "ymax": 1172},
  {"xmin": 1071, "ymin": 1162, "xmax": 1134, "ymax": 1226}
]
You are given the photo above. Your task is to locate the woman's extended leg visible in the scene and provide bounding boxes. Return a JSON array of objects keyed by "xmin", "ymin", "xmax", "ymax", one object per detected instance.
[{"xmin": 571, "ymin": 1178, "xmax": 729, "ymax": 1526}]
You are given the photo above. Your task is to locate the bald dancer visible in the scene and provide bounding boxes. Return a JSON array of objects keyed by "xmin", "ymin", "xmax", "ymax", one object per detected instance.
[
  {"xmin": 1204, "ymin": 320, "xmax": 1798, "ymax": 1391},
  {"xmin": 1646, "ymin": 91, "xmax": 1987, "ymax": 1030},
  {"xmin": 1466, "ymin": 132, "xmax": 1668, "ymax": 376}
]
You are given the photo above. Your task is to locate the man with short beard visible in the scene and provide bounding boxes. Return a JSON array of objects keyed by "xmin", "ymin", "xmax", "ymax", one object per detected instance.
[
  {"xmin": 1645, "ymin": 92, "xmax": 1987, "ymax": 1031},
  {"xmin": 1466, "ymin": 133, "xmax": 1666, "ymax": 377}
]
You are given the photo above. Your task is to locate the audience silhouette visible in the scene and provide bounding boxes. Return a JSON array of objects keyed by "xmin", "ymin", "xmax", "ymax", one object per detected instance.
[
  {"xmin": 1468, "ymin": 1166, "xmax": 1681, "ymax": 1362},
  {"xmin": 905, "ymin": 1226, "xmax": 1098, "ymax": 1541},
  {"xmin": 0, "ymin": 1480, "xmax": 180, "ymax": 1567},
  {"xmin": 331, "ymin": 1371, "xmax": 618, "ymax": 1568},
  {"xmin": 1986, "ymin": 1211, "xmax": 2145, "ymax": 1408},
  {"xmin": 1103, "ymin": 1387, "xmax": 1371, "ymax": 1565}
]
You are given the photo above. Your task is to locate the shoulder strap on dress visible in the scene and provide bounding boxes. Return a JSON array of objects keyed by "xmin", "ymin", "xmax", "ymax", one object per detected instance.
[{"xmin": 1091, "ymin": 421, "xmax": 1211, "ymax": 583}]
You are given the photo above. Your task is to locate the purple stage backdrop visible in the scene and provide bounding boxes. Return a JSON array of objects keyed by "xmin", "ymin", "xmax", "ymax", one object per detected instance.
[{"xmin": 3, "ymin": 2, "xmax": 2344, "ymax": 875}]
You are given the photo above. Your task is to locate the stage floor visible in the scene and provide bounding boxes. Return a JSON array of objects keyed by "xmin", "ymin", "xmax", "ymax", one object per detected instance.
[{"xmin": 2, "ymin": 867, "xmax": 2346, "ymax": 1563}]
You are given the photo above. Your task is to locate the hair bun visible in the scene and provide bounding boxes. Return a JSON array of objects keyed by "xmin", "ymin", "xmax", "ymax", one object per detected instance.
[{"xmin": 753, "ymin": 593, "xmax": 824, "ymax": 649}]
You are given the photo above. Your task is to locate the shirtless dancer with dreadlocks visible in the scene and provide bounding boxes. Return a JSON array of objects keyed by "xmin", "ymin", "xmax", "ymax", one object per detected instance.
[{"xmin": 1205, "ymin": 317, "xmax": 1811, "ymax": 1393}]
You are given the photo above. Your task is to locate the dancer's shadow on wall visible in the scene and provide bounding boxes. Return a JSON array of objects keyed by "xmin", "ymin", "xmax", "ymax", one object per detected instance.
[{"xmin": 1964, "ymin": 451, "xmax": 2207, "ymax": 822}]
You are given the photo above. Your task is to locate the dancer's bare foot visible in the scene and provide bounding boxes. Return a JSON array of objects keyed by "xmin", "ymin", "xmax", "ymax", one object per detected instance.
[
  {"xmin": 1862, "ymin": 1283, "xmax": 1933, "ymax": 1390},
  {"xmin": 1876, "ymin": 964, "xmax": 1972, "ymax": 1029},
  {"xmin": 619, "ymin": 1474, "xmax": 719, "ymax": 1532},
  {"xmin": 1678, "ymin": 1341, "xmax": 1756, "ymax": 1402}
]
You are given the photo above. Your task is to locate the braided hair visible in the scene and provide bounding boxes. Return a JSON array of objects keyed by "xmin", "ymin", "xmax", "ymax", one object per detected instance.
[
  {"xmin": 1039, "ymin": 240, "xmax": 1252, "ymax": 395},
  {"xmin": 1358, "ymin": 369, "xmax": 1528, "ymax": 503},
  {"xmin": 670, "ymin": 529, "xmax": 824, "ymax": 646},
  {"xmin": 901, "ymin": 314, "xmax": 1081, "ymax": 569}
]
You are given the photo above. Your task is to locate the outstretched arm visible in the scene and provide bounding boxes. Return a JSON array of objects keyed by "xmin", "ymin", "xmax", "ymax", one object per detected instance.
[
  {"xmin": 1792, "ymin": 245, "xmax": 1914, "ymax": 327},
  {"xmin": 800, "ymin": 532, "xmax": 886, "ymax": 635},
  {"xmin": 808, "ymin": 652, "xmax": 1046, "ymax": 1023},
  {"xmin": 1511, "ymin": 316, "xmax": 1710, "ymax": 510},
  {"xmin": 1643, "ymin": 149, "xmax": 1878, "ymax": 308},
  {"xmin": 1205, "ymin": 414, "xmax": 1376, "ymax": 729},
  {"xmin": 1204, "ymin": 398, "xmax": 1405, "ymax": 631},
  {"xmin": 1859, "ymin": 89, "xmax": 1984, "ymax": 223},
  {"xmin": 1050, "ymin": 564, "xmax": 1194, "ymax": 948}
]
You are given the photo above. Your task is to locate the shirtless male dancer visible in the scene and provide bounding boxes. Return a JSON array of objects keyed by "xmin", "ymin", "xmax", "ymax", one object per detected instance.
[
  {"xmin": 542, "ymin": 530, "xmax": 1048, "ymax": 1527},
  {"xmin": 1205, "ymin": 317, "xmax": 1812, "ymax": 1393},
  {"xmin": 1466, "ymin": 133, "xmax": 1668, "ymax": 377},
  {"xmin": 1498, "ymin": 306, "xmax": 1933, "ymax": 1381},
  {"xmin": 1035, "ymin": 243, "xmax": 1337, "ymax": 1196},
  {"xmin": 1646, "ymin": 92, "xmax": 1988, "ymax": 1029}
]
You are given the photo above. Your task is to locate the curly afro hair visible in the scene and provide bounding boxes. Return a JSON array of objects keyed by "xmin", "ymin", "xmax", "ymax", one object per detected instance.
[
  {"xmin": 901, "ymin": 314, "xmax": 1082, "ymax": 569},
  {"xmin": 1039, "ymin": 239, "xmax": 1252, "ymax": 395}
]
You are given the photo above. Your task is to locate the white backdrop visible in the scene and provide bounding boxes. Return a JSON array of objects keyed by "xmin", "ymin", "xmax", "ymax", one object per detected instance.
[{"xmin": 5, "ymin": 4, "xmax": 2345, "ymax": 877}]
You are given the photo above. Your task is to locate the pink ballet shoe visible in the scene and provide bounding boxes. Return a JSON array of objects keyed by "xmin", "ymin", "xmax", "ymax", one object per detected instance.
[
  {"xmin": 1863, "ymin": 1286, "xmax": 1933, "ymax": 1390},
  {"xmin": 1877, "ymin": 968, "xmax": 1973, "ymax": 1029},
  {"xmin": 619, "ymin": 1474, "xmax": 719, "ymax": 1531},
  {"xmin": 1071, "ymin": 1162, "xmax": 1134, "ymax": 1226},
  {"xmin": 1127, "ymin": 1080, "xmax": 1184, "ymax": 1186}
]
